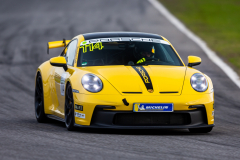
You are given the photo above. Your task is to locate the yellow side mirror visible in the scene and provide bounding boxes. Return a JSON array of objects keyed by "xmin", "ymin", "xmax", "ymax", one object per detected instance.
[
  {"xmin": 47, "ymin": 39, "xmax": 70, "ymax": 54},
  {"xmin": 50, "ymin": 57, "xmax": 68, "ymax": 71},
  {"xmin": 188, "ymin": 56, "xmax": 201, "ymax": 67}
]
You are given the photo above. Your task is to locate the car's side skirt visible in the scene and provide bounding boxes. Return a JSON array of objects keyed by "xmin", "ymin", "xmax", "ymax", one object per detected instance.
[{"xmin": 46, "ymin": 114, "xmax": 65, "ymax": 122}]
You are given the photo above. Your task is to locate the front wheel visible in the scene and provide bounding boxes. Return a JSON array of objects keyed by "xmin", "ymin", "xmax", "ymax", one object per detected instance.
[
  {"xmin": 65, "ymin": 84, "xmax": 75, "ymax": 131},
  {"xmin": 35, "ymin": 73, "xmax": 48, "ymax": 123},
  {"xmin": 189, "ymin": 127, "xmax": 213, "ymax": 133}
]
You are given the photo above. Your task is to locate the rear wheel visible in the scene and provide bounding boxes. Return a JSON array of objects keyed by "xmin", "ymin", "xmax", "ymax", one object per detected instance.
[
  {"xmin": 189, "ymin": 127, "xmax": 213, "ymax": 133},
  {"xmin": 35, "ymin": 73, "xmax": 48, "ymax": 123},
  {"xmin": 65, "ymin": 84, "xmax": 75, "ymax": 131}
]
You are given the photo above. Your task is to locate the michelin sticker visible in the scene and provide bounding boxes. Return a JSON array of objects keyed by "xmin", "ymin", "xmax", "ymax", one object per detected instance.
[
  {"xmin": 75, "ymin": 112, "xmax": 85, "ymax": 119},
  {"xmin": 60, "ymin": 72, "xmax": 68, "ymax": 96},
  {"xmin": 133, "ymin": 103, "xmax": 173, "ymax": 112}
]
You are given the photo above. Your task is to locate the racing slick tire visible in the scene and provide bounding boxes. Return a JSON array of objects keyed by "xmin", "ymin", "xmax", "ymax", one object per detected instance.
[
  {"xmin": 188, "ymin": 127, "xmax": 213, "ymax": 133},
  {"xmin": 65, "ymin": 83, "xmax": 75, "ymax": 131},
  {"xmin": 35, "ymin": 73, "xmax": 48, "ymax": 123}
]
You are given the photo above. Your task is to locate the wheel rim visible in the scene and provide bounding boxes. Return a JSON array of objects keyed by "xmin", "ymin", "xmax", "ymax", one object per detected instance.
[
  {"xmin": 35, "ymin": 75, "xmax": 43, "ymax": 118},
  {"xmin": 65, "ymin": 85, "xmax": 74, "ymax": 127}
]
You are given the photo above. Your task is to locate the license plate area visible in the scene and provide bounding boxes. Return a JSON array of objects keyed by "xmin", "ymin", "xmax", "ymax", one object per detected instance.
[{"xmin": 133, "ymin": 103, "xmax": 173, "ymax": 112}]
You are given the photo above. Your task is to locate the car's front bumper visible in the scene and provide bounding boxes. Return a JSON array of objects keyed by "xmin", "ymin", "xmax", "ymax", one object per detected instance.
[
  {"xmin": 73, "ymin": 93, "xmax": 214, "ymax": 128},
  {"xmin": 74, "ymin": 106, "xmax": 214, "ymax": 129}
]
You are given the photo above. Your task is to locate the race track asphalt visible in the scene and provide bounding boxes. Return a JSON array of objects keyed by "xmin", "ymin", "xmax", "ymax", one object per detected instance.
[{"xmin": 0, "ymin": 0, "xmax": 240, "ymax": 159}]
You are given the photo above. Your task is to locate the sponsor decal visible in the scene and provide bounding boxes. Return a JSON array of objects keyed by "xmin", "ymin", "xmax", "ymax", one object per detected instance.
[
  {"xmin": 60, "ymin": 72, "xmax": 68, "ymax": 96},
  {"xmin": 75, "ymin": 112, "xmax": 85, "ymax": 119},
  {"xmin": 72, "ymin": 89, "xmax": 79, "ymax": 93},
  {"xmin": 136, "ymin": 66, "xmax": 150, "ymax": 83},
  {"xmin": 80, "ymin": 37, "xmax": 170, "ymax": 46},
  {"xmin": 132, "ymin": 66, "xmax": 154, "ymax": 92},
  {"xmin": 134, "ymin": 103, "xmax": 173, "ymax": 112},
  {"xmin": 75, "ymin": 104, "xmax": 83, "ymax": 111}
]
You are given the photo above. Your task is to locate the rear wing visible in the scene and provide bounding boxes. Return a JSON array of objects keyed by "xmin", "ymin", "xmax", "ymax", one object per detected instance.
[{"xmin": 47, "ymin": 39, "xmax": 70, "ymax": 54}]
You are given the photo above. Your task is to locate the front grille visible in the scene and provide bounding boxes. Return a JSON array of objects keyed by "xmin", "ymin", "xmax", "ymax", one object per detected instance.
[{"xmin": 113, "ymin": 113, "xmax": 191, "ymax": 126}]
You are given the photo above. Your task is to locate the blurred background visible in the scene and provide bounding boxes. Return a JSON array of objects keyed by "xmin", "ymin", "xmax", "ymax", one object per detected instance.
[
  {"xmin": 160, "ymin": 0, "xmax": 240, "ymax": 75},
  {"xmin": 0, "ymin": 0, "xmax": 240, "ymax": 159}
]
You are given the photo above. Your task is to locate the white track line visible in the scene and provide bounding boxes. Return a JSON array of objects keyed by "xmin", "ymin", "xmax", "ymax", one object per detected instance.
[{"xmin": 148, "ymin": 0, "xmax": 240, "ymax": 88}]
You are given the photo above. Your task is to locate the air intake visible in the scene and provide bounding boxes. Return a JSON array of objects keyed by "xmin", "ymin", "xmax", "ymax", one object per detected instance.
[{"xmin": 113, "ymin": 113, "xmax": 191, "ymax": 126}]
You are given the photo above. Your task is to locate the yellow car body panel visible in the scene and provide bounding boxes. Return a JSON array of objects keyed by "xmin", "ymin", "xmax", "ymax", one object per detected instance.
[{"xmin": 36, "ymin": 32, "xmax": 214, "ymax": 130}]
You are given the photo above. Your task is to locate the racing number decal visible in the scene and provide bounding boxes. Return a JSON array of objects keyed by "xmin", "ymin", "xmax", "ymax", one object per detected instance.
[
  {"xmin": 80, "ymin": 41, "xmax": 104, "ymax": 53},
  {"xmin": 132, "ymin": 66, "xmax": 154, "ymax": 93}
]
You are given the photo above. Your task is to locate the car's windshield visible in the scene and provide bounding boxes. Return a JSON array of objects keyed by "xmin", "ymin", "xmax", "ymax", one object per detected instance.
[{"xmin": 77, "ymin": 37, "xmax": 183, "ymax": 66}]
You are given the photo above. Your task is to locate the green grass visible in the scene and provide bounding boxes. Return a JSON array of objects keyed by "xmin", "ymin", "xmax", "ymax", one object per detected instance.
[{"xmin": 159, "ymin": 0, "xmax": 240, "ymax": 74}]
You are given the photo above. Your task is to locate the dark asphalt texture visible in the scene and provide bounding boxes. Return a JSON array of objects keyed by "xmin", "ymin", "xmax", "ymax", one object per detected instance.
[{"xmin": 0, "ymin": 0, "xmax": 240, "ymax": 159}]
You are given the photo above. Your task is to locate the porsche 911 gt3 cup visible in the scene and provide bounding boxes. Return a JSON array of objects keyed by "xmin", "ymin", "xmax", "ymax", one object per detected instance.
[{"xmin": 35, "ymin": 32, "xmax": 214, "ymax": 133}]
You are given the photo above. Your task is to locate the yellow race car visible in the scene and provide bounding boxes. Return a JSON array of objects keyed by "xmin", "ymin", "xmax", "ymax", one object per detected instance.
[{"xmin": 35, "ymin": 32, "xmax": 214, "ymax": 133}]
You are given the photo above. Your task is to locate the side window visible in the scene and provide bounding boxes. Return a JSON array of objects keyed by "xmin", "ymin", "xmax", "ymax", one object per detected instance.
[{"xmin": 65, "ymin": 39, "xmax": 78, "ymax": 66}]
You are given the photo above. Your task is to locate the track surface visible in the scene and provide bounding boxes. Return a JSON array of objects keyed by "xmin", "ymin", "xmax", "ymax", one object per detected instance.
[{"xmin": 0, "ymin": 0, "xmax": 240, "ymax": 159}]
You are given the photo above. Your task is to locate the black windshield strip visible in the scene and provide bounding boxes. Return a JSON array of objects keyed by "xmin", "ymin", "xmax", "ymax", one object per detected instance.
[{"xmin": 83, "ymin": 32, "xmax": 163, "ymax": 40}]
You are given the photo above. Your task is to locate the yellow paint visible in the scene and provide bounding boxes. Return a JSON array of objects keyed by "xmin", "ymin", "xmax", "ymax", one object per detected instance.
[
  {"xmin": 36, "ymin": 34, "xmax": 214, "ymax": 127},
  {"xmin": 50, "ymin": 56, "xmax": 67, "ymax": 65},
  {"xmin": 134, "ymin": 103, "xmax": 140, "ymax": 112},
  {"xmin": 48, "ymin": 40, "xmax": 70, "ymax": 49},
  {"xmin": 188, "ymin": 56, "xmax": 201, "ymax": 64}
]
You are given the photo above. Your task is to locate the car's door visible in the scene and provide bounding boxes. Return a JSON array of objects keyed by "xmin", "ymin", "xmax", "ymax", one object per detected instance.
[{"xmin": 54, "ymin": 39, "xmax": 78, "ymax": 117}]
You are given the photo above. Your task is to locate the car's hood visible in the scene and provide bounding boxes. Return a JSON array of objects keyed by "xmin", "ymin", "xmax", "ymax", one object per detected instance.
[{"xmin": 84, "ymin": 65, "xmax": 186, "ymax": 95}]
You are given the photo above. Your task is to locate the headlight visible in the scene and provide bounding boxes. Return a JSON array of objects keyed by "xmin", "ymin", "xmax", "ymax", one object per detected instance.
[
  {"xmin": 81, "ymin": 74, "xmax": 103, "ymax": 92},
  {"xmin": 190, "ymin": 73, "xmax": 208, "ymax": 92}
]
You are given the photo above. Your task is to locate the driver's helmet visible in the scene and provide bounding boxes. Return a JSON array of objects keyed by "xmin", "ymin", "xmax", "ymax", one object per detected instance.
[{"xmin": 135, "ymin": 44, "xmax": 155, "ymax": 60}]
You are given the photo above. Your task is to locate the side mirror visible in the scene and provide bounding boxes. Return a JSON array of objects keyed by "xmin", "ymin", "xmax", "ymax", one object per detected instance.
[
  {"xmin": 188, "ymin": 56, "xmax": 201, "ymax": 67},
  {"xmin": 50, "ymin": 57, "xmax": 68, "ymax": 71}
]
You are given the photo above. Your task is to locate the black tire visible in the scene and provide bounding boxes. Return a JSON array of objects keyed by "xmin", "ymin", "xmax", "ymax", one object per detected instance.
[
  {"xmin": 189, "ymin": 127, "xmax": 213, "ymax": 133},
  {"xmin": 65, "ymin": 84, "xmax": 75, "ymax": 131},
  {"xmin": 35, "ymin": 73, "xmax": 48, "ymax": 123}
]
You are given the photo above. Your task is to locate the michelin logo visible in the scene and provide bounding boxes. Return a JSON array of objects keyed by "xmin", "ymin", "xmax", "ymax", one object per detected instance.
[
  {"xmin": 138, "ymin": 104, "xmax": 169, "ymax": 110},
  {"xmin": 138, "ymin": 104, "xmax": 145, "ymax": 110},
  {"xmin": 146, "ymin": 106, "xmax": 169, "ymax": 110}
]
